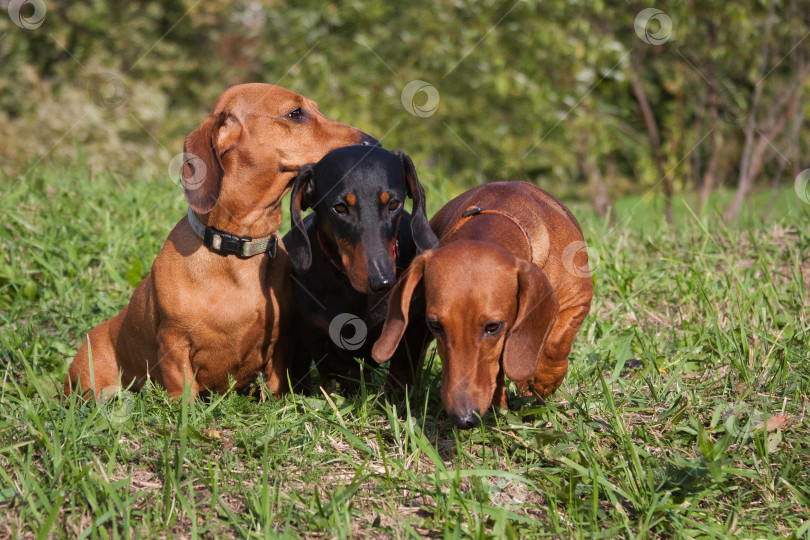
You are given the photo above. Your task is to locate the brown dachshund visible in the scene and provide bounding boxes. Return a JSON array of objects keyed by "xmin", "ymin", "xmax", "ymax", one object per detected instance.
[
  {"xmin": 65, "ymin": 83, "xmax": 378, "ymax": 399},
  {"xmin": 373, "ymin": 182, "xmax": 593, "ymax": 428}
]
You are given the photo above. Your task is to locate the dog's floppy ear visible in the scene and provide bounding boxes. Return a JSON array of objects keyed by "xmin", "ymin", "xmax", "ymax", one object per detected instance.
[
  {"xmin": 182, "ymin": 112, "xmax": 242, "ymax": 214},
  {"xmin": 287, "ymin": 164, "xmax": 317, "ymax": 273},
  {"xmin": 395, "ymin": 151, "xmax": 438, "ymax": 252},
  {"xmin": 372, "ymin": 251, "xmax": 430, "ymax": 363},
  {"xmin": 502, "ymin": 258, "xmax": 559, "ymax": 382}
]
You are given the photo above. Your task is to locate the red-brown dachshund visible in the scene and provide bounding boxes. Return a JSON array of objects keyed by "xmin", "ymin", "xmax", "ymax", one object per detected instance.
[
  {"xmin": 373, "ymin": 182, "xmax": 593, "ymax": 428},
  {"xmin": 65, "ymin": 83, "xmax": 378, "ymax": 399}
]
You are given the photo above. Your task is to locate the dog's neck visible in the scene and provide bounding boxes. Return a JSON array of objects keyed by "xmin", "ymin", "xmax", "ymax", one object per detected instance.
[
  {"xmin": 194, "ymin": 204, "xmax": 280, "ymax": 240},
  {"xmin": 188, "ymin": 208, "xmax": 278, "ymax": 259}
]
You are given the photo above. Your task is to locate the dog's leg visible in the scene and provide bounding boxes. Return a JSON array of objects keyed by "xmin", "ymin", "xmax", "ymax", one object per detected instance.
[
  {"xmin": 263, "ymin": 266, "xmax": 295, "ymax": 396},
  {"xmin": 385, "ymin": 320, "xmax": 430, "ymax": 392},
  {"xmin": 493, "ymin": 369, "xmax": 509, "ymax": 408},
  {"xmin": 157, "ymin": 328, "xmax": 199, "ymax": 399},
  {"xmin": 386, "ymin": 346, "xmax": 413, "ymax": 391},
  {"xmin": 332, "ymin": 348, "xmax": 364, "ymax": 395},
  {"xmin": 265, "ymin": 332, "xmax": 293, "ymax": 397},
  {"xmin": 522, "ymin": 303, "xmax": 590, "ymax": 398},
  {"xmin": 64, "ymin": 311, "xmax": 127, "ymax": 398},
  {"xmin": 383, "ymin": 292, "xmax": 430, "ymax": 392},
  {"xmin": 285, "ymin": 333, "xmax": 312, "ymax": 394}
]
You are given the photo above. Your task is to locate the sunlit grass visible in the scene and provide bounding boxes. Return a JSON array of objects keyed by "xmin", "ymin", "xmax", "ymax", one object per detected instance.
[{"xmin": 1, "ymin": 162, "xmax": 808, "ymax": 537}]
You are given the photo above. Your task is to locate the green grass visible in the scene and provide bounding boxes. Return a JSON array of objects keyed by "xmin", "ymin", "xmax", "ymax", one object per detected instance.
[{"xmin": 1, "ymin": 160, "xmax": 809, "ymax": 538}]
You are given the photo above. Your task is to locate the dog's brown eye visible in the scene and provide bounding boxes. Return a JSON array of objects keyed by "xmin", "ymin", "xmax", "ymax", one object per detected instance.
[
  {"xmin": 388, "ymin": 200, "xmax": 402, "ymax": 212},
  {"xmin": 287, "ymin": 108, "xmax": 303, "ymax": 120},
  {"xmin": 484, "ymin": 322, "xmax": 503, "ymax": 335},
  {"xmin": 332, "ymin": 203, "xmax": 348, "ymax": 215},
  {"xmin": 427, "ymin": 320, "xmax": 444, "ymax": 334}
]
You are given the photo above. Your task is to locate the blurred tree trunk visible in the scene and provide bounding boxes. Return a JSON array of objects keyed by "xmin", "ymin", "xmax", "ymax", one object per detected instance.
[
  {"xmin": 630, "ymin": 51, "xmax": 673, "ymax": 223},
  {"xmin": 725, "ymin": 0, "xmax": 774, "ymax": 221},
  {"xmin": 576, "ymin": 131, "xmax": 613, "ymax": 220},
  {"xmin": 764, "ymin": 96, "xmax": 803, "ymax": 215},
  {"xmin": 699, "ymin": 91, "xmax": 722, "ymax": 211},
  {"xmin": 696, "ymin": 22, "xmax": 722, "ymax": 212},
  {"xmin": 692, "ymin": 89, "xmax": 705, "ymax": 193},
  {"xmin": 722, "ymin": 0, "xmax": 810, "ymax": 220},
  {"xmin": 766, "ymin": 0, "xmax": 805, "ymax": 216},
  {"xmin": 725, "ymin": 73, "xmax": 804, "ymax": 220}
]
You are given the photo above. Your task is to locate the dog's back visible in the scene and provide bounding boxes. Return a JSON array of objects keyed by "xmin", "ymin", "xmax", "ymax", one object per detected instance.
[{"xmin": 431, "ymin": 181, "xmax": 590, "ymax": 309}]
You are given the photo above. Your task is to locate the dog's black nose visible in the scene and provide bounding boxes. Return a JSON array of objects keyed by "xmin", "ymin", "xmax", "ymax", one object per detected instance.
[
  {"xmin": 368, "ymin": 260, "xmax": 395, "ymax": 293},
  {"xmin": 368, "ymin": 273, "xmax": 394, "ymax": 293},
  {"xmin": 359, "ymin": 133, "xmax": 381, "ymax": 147},
  {"xmin": 451, "ymin": 411, "xmax": 481, "ymax": 430}
]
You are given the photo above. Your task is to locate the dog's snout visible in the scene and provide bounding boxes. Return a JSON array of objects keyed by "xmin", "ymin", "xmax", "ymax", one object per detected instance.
[
  {"xmin": 450, "ymin": 411, "xmax": 481, "ymax": 430},
  {"xmin": 359, "ymin": 133, "xmax": 381, "ymax": 147},
  {"xmin": 368, "ymin": 273, "xmax": 395, "ymax": 293},
  {"xmin": 367, "ymin": 258, "xmax": 396, "ymax": 293}
]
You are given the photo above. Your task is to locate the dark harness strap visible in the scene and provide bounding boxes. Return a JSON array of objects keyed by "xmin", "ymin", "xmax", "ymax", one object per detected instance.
[{"xmin": 445, "ymin": 206, "xmax": 533, "ymax": 262}]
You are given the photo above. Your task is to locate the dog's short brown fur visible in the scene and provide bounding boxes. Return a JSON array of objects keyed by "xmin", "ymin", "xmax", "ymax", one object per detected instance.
[
  {"xmin": 65, "ymin": 83, "xmax": 376, "ymax": 399},
  {"xmin": 373, "ymin": 182, "xmax": 593, "ymax": 428}
]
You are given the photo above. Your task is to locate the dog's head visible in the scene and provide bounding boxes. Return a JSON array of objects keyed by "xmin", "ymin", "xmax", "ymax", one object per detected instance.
[
  {"xmin": 287, "ymin": 146, "xmax": 438, "ymax": 294},
  {"xmin": 372, "ymin": 241, "xmax": 559, "ymax": 428},
  {"xmin": 180, "ymin": 83, "xmax": 378, "ymax": 236}
]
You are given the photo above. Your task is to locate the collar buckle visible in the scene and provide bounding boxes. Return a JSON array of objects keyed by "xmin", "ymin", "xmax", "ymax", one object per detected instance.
[
  {"xmin": 203, "ymin": 228, "xmax": 245, "ymax": 256},
  {"xmin": 188, "ymin": 207, "xmax": 277, "ymax": 259}
]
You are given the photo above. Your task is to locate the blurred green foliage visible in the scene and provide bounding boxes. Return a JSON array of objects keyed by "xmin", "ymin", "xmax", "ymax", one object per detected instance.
[{"xmin": 1, "ymin": 0, "xmax": 808, "ymax": 210}]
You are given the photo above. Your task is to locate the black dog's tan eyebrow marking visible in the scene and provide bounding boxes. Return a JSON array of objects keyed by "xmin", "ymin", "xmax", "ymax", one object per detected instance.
[
  {"xmin": 380, "ymin": 192, "xmax": 391, "ymax": 204},
  {"xmin": 346, "ymin": 193, "xmax": 357, "ymax": 206}
]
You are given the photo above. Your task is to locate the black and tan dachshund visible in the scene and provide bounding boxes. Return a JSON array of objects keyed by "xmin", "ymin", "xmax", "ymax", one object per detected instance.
[{"xmin": 283, "ymin": 145, "xmax": 438, "ymax": 391}]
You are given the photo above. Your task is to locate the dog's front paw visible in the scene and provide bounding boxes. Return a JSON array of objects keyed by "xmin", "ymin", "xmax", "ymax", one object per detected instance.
[{"xmin": 518, "ymin": 378, "xmax": 561, "ymax": 400}]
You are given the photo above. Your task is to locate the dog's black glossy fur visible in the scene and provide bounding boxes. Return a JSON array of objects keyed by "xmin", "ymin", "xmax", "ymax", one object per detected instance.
[{"xmin": 283, "ymin": 145, "xmax": 438, "ymax": 391}]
